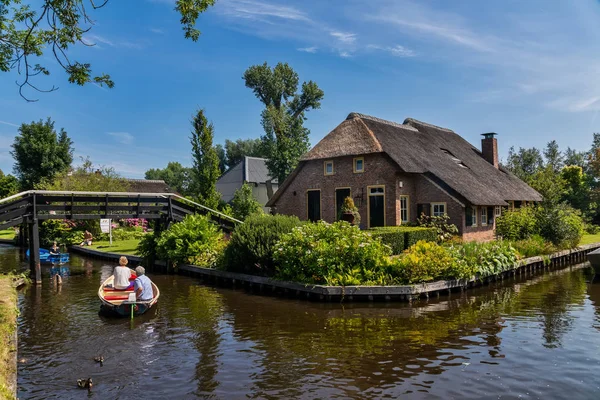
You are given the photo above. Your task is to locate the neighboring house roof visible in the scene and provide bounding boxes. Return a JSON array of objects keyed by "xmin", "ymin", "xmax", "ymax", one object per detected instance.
[
  {"xmin": 125, "ymin": 179, "xmax": 173, "ymax": 193},
  {"xmin": 268, "ymin": 113, "xmax": 542, "ymax": 207},
  {"xmin": 216, "ymin": 157, "xmax": 277, "ymax": 203}
]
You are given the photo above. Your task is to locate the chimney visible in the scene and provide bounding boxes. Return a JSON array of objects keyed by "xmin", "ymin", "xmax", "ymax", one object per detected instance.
[{"xmin": 481, "ymin": 132, "xmax": 499, "ymax": 168}]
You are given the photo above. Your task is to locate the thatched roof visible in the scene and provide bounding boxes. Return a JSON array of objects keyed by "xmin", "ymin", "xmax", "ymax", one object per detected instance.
[
  {"xmin": 268, "ymin": 113, "xmax": 542, "ymax": 207},
  {"xmin": 125, "ymin": 179, "xmax": 173, "ymax": 194}
]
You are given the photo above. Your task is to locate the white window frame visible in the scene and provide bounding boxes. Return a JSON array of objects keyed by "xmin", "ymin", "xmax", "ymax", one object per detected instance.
[
  {"xmin": 495, "ymin": 206, "xmax": 502, "ymax": 217},
  {"xmin": 431, "ymin": 202, "xmax": 446, "ymax": 217},
  {"xmin": 400, "ymin": 195, "xmax": 409, "ymax": 224},
  {"xmin": 481, "ymin": 207, "xmax": 488, "ymax": 226},
  {"xmin": 471, "ymin": 206, "xmax": 477, "ymax": 227},
  {"xmin": 324, "ymin": 160, "xmax": 334, "ymax": 176}
]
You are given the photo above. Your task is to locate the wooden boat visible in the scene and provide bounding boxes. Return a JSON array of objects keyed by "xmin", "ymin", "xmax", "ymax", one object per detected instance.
[
  {"xmin": 98, "ymin": 271, "xmax": 159, "ymax": 317},
  {"xmin": 26, "ymin": 248, "xmax": 70, "ymax": 264},
  {"xmin": 587, "ymin": 248, "xmax": 600, "ymax": 274}
]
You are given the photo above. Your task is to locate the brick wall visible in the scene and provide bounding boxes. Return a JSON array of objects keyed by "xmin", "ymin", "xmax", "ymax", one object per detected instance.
[{"xmin": 413, "ymin": 176, "xmax": 465, "ymax": 231}]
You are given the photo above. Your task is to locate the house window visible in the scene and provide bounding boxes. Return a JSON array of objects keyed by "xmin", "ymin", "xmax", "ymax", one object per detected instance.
[
  {"xmin": 495, "ymin": 206, "xmax": 502, "ymax": 217},
  {"xmin": 400, "ymin": 195, "xmax": 409, "ymax": 223},
  {"xmin": 354, "ymin": 157, "xmax": 364, "ymax": 173},
  {"xmin": 307, "ymin": 190, "xmax": 321, "ymax": 222},
  {"xmin": 481, "ymin": 207, "xmax": 488, "ymax": 226},
  {"xmin": 368, "ymin": 185, "xmax": 385, "ymax": 228},
  {"xmin": 431, "ymin": 202, "xmax": 446, "ymax": 217},
  {"xmin": 471, "ymin": 206, "xmax": 477, "ymax": 227},
  {"xmin": 324, "ymin": 161, "xmax": 334, "ymax": 176}
]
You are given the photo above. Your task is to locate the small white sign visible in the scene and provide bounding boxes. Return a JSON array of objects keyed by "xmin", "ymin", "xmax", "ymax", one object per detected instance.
[{"xmin": 100, "ymin": 219, "xmax": 111, "ymax": 234}]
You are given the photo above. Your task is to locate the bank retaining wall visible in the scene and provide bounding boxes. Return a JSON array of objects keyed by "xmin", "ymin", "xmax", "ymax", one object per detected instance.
[{"xmin": 70, "ymin": 242, "xmax": 600, "ymax": 302}]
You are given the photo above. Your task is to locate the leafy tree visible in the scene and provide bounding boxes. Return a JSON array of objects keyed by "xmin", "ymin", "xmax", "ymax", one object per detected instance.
[
  {"xmin": 0, "ymin": 170, "xmax": 19, "ymax": 198},
  {"xmin": 505, "ymin": 146, "xmax": 544, "ymax": 181},
  {"xmin": 544, "ymin": 140, "xmax": 563, "ymax": 173},
  {"xmin": 145, "ymin": 162, "xmax": 192, "ymax": 195},
  {"xmin": 1, "ymin": 0, "xmax": 216, "ymax": 101},
  {"xmin": 243, "ymin": 62, "xmax": 324, "ymax": 183},
  {"xmin": 215, "ymin": 144, "xmax": 227, "ymax": 174},
  {"xmin": 38, "ymin": 157, "xmax": 129, "ymax": 192},
  {"xmin": 528, "ymin": 166, "xmax": 566, "ymax": 207},
  {"xmin": 11, "ymin": 118, "xmax": 73, "ymax": 189},
  {"xmin": 231, "ymin": 182, "xmax": 263, "ymax": 220},
  {"xmin": 564, "ymin": 147, "xmax": 586, "ymax": 169},
  {"xmin": 189, "ymin": 109, "xmax": 221, "ymax": 210},
  {"xmin": 224, "ymin": 138, "xmax": 266, "ymax": 168}
]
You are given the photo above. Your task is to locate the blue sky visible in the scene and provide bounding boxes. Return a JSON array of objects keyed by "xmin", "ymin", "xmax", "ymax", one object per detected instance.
[{"xmin": 1, "ymin": 0, "xmax": 600, "ymax": 177}]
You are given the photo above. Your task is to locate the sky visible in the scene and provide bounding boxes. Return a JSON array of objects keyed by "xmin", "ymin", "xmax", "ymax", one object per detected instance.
[{"xmin": 2, "ymin": 0, "xmax": 600, "ymax": 177}]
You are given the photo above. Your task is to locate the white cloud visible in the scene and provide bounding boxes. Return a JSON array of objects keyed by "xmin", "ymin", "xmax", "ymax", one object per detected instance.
[
  {"xmin": 0, "ymin": 120, "xmax": 18, "ymax": 128},
  {"xmin": 84, "ymin": 34, "xmax": 143, "ymax": 50},
  {"xmin": 330, "ymin": 31, "xmax": 356, "ymax": 44},
  {"xmin": 368, "ymin": 44, "xmax": 415, "ymax": 57},
  {"xmin": 107, "ymin": 132, "xmax": 134, "ymax": 145},
  {"xmin": 298, "ymin": 46, "xmax": 317, "ymax": 53},
  {"xmin": 218, "ymin": 0, "xmax": 310, "ymax": 22},
  {"xmin": 150, "ymin": 28, "xmax": 165, "ymax": 34},
  {"xmin": 339, "ymin": 51, "xmax": 352, "ymax": 58}
]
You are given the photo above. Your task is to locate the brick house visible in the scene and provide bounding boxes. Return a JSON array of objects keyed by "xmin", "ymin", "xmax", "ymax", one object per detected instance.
[{"xmin": 266, "ymin": 113, "xmax": 542, "ymax": 241}]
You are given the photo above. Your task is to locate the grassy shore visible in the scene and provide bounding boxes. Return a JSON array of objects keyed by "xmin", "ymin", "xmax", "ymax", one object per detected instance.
[
  {"xmin": 581, "ymin": 234, "xmax": 600, "ymax": 246},
  {"xmin": 0, "ymin": 276, "xmax": 18, "ymax": 400},
  {"xmin": 87, "ymin": 239, "xmax": 141, "ymax": 256}
]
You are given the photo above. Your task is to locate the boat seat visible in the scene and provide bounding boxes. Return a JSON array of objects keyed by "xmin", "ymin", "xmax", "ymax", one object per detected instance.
[
  {"xmin": 103, "ymin": 287, "xmax": 134, "ymax": 292},
  {"xmin": 103, "ymin": 295, "xmax": 131, "ymax": 301}
]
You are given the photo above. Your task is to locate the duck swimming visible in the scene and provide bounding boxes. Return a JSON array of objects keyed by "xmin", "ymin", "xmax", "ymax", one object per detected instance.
[
  {"xmin": 94, "ymin": 355, "xmax": 104, "ymax": 364},
  {"xmin": 77, "ymin": 378, "xmax": 93, "ymax": 390}
]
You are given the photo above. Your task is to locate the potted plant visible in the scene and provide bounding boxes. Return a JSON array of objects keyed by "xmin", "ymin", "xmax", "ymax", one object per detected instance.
[{"xmin": 339, "ymin": 196, "xmax": 361, "ymax": 225}]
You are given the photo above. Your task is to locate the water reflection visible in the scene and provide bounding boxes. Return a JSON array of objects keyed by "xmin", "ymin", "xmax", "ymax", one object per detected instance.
[{"xmin": 5, "ymin": 243, "xmax": 600, "ymax": 399}]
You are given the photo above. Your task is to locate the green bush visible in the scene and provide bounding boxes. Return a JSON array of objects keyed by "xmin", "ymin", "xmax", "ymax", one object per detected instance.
[
  {"xmin": 154, "ymin": 214, "xmax": 225, "ymax": 267},
  {"xmin": 370, "ymin": 226, "xmax": 437, "ymax": 255},
  {"xmin": 112, "ymin": 227, "xmax": 146, "ymax": 241},
  {"xmin": 536, "ymin": 204, "xmax": 584, "ymax": 249},
  {"xmin": 231, "ymin": 182, "xmax": 263, "ymax": 221},
  {"xmin": 39, "ymin": 220, "xmax": 69, "ymax": 246},
  {"xmin": 447, "ymin": 240, "xmax": 519, "ymax": 279},
  {"xmin": 221, "ymin": 214, "xmax": 302, "ymax": 276},
  {"xmin": 389, "ymin": 241, "xmax": 454, "ymax": 284},
  {"xmin": 416, "ymin": 214, "xmax": 458, "ymax": 242},
  {"xmin": 495, "ymin": 206, "xmax": 537, "ymax": 241},
  {"xmin": 273, "ymin": 221, "xmax": 392, "ymax": 286},
  {"xmin": 511, "ymin": 235, "xmax": 555, "ymax": 258}
]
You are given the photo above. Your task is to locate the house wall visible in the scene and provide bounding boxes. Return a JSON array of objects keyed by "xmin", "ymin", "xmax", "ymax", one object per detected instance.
[
  {"xmin": 252, "ymin": 183, "xmax": 279, "ymax": 211},
  {"xmin": 413, "ymin": 176, "xmax": 464, "ymax": 231},
  {"xmin": 216, "ymin": 163, "xmax": 244, "ymax": 203}
]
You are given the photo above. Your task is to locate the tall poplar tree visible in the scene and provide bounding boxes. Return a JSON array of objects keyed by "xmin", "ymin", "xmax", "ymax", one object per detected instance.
[
  {"xmin": 243, "ymin": 62, "xmax": 324, "ymax": 183},
  {"xmin": 189, "ymin": 109, "xmax": 221, "ymax": 210}
]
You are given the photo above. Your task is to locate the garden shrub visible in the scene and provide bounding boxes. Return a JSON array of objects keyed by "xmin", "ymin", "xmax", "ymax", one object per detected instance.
[
  {"xmin": 447, "ymin": 240, "xmax": 519, "ymax": 279},
  {"xmin": 417, "ymin": 214, "xmax": 458, "ymax": 242},
  {"xmin": 536, "ymin": 204, "xmax": 584, "ymax": 249},
  {"xmin": 154, "ymin": 214, "xmax": 225, "ymax": 267},
  {"xmin": 495, "ymin": 206, "xmax": 537, "ymax": 241},
  {"xmin": 39, "ymin": 220, "xmax": 69, "ymax": 246},
  {"xmin": 390, "ymin": 240, "xmax": 454, "ymax": 284},
  {"xmin": 273, "ymin": 221, "xmax": 392, "ymax": 286},
  {"xmin": 231, "ymin": 182, "xmax": 263, "ymax": 221},
  {"xmin": 221, "ymin": 214, "xmax": 302, "ymax": 276},
  {"xmin": 370, "ymin": 226, "xmax": 437, "ymax": 255},
  {"xmin": 338, "ymin": 196, "xmax": 361, "ymax": 225},
  {"xmin": 112, "ymin": 227, "xmax": 146, "ymax": 241},
  {"xmin": 511, "ymin": 235, "xmax": 555, "ymax": 258}
]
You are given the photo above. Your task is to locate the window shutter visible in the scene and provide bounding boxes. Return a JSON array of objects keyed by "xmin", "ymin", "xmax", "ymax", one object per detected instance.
[
  {"xmin": 487, "ymin": 207, "xmax": 494, "ymax": 225},
  {"xmin": 466, "ymin": 207, "xmax": 472, "ymax": 226}
]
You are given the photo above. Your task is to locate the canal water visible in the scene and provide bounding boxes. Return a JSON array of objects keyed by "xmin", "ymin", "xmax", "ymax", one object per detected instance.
[{"xmin": 3, "ymin": 244, "xmax": 600, "ymax": 399}]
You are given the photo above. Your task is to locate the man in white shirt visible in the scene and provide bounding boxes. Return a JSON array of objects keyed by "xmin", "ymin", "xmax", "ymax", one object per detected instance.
[{"xmin": 113, "ymin": 256, "xmax": 133, "ymax": 290}]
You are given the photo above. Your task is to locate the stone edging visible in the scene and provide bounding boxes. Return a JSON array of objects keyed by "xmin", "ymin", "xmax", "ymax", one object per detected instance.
[{"xmin": 70, "ymin": 242, "xmax": 600, "ymax": 302}]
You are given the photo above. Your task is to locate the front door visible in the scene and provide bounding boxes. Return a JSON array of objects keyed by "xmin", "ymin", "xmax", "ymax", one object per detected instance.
[
  {"xmin": 368, "ymin": 186, "xmax": 385, "ymax": 227},
  {"xmin": 335, "ymin": 188, "xmax": 351, "ymax": 220},
  {"xmin": 307, "ymin": 190, "xmax": 321, "ymax": 222}
]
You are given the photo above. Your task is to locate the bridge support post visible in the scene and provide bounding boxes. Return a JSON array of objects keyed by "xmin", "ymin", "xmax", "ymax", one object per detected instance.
[{"xmin": 28, "ymin": 219, "xmax": 41, "ymax": 284}]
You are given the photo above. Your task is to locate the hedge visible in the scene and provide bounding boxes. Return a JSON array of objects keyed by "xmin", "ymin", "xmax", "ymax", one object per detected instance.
[{"xmin": 369, "ymin": 226, "xmax": 437, "ymax": 254}]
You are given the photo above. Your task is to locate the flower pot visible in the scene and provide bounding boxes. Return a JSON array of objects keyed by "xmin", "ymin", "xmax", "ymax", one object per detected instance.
[{"xmin": 341, "ymin": 212, "xmax": 355, "ymax": 225}]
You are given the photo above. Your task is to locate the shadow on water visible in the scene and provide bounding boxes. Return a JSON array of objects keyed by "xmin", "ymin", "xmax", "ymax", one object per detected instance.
[{"xmin": 2, "ymin": 243, "xmax": 600, "ymax": 399}]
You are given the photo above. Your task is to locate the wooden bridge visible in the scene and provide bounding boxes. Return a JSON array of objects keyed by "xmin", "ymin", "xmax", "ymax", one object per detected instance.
[{"xmin": 0, "ymin": 190, "xmax": 241, "ymax": 284}]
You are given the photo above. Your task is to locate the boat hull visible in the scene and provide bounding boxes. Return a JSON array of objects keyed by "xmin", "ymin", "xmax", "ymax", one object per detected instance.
[
  {"xmin": 98, "ymin": 272, "xmax": 159, "ymax": 318},
  {"xmin": 26, "ymin": 249, "xmax": 70, "ymax": 264},
  {"xmin": 588, "ymin": 248, "xmax": 600, "ymax": 274}
]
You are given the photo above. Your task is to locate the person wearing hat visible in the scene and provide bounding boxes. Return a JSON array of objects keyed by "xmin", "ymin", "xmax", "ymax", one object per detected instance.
[
  {"xmin": 113, "ymin": 256, "xmax": 133, "ymax": 290},
  {"xmin": 134, "ymin": 266, "xmax": 154, "ymax": 301}
]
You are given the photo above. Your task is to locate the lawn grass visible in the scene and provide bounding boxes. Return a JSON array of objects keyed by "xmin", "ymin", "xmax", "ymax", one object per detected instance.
[
  {"xmin": 86, "ymin": 239, "xmax": 141, "ymax": 256},
  {"xmin": 0, "ymin": 230, "xmax": 15, "ymax": 240},
  {"xmin": 0, "ymin": 276, "xmax": 17, "ymax": 399},
  {"xmin": 581, "ymin": 234, "xmax": 600, "ymax": 246}
]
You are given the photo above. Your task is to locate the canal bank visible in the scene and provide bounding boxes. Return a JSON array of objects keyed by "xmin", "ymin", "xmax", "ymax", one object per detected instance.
[
  {"xmin": 70, "ymin": 242, "xmax": 600, "ymax": 302},
  {"xmin": 0, "ymin": 275, "xmax": 24, "ymax": 400}
]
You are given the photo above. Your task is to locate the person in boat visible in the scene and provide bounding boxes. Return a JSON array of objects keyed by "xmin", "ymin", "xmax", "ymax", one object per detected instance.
[
  {"xmin": 80, "ymin": 230, "xmax": 93, "ymax": 246},
  {"xmin": 113, "ymin": 256, "xmax": 134, "ymax": 290},
  {"xmin": 50, "ymin": 241, "xmax": 60, "ymax": 255},
  {"xmin": 134, "ymin": 266, "xmax": 154, "ymax": 301}
]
